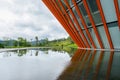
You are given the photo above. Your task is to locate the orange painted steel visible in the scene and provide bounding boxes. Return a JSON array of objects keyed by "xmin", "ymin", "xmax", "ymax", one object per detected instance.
[
  {"xmin": 72, "ymin": 0, "xmax": 96, "ymax": 49},
  {"xmin": 58, "ymin": 0, "xmax": 86, "ymax": 48},
  {"xmin": 106, "ymin": 51, "xmax": 114, "ymax": 80},
  {"xmin": 83, "ymin": 0, "xmax": 104, "ymax": 49},
  {"xmin": 64, "ymin": 0, "xmax": 91, "ymax": 48},
  {"xmin": 56, "ymin": 1, "xmax": 85, "ymax": 48},
  {"xmin": 42, "ymin": 0, "xmax": 81, "ymax": 47},
  {"xmin": 96, "ymin": 0, "xmax": 114, "ymax": 49},
  {"xmin": 51, "ymin": 0, "xmax": 83, "ymax": 47},
  {"xmin": 52, "ymin": 1, "xmax": 83, "ymax": 47},
  {"xmin": 114, "ymin": 0, "xmax": 120, "ymax": 29},
  {"xmin": 53, "ymin": 0, "xmax": 85, "ymax": 48}
]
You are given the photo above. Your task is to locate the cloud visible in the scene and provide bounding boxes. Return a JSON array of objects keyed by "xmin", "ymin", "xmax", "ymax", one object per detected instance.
[{"xmin": 0, "ymin": 0, "xmax": 68, "ymax": 41}]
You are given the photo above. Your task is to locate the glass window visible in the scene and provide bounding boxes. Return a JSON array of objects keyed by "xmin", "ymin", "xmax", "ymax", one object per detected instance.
[
  {"xmin": 72, "ymin": 7, "xmax": 84, "ymax": 29},
  {"xmin": 68, "ymin": 12, "xmax": 79, "ymax": 32},
  {"xmin": 83, "ymin": 30, "xmax": 93, "ymax": 48},
  {"xmin": 86, "ymin": 0, "xmax": 98, "ymax": 12},
  {"xmin": 76, "ymin": 0, "xmax": 82, "ymax": 3},
  {"xmin": 78, "ymin": 2, "xmax": 92, "ymax": 27},
  {"xmin": 68, "ymin": 0, "xmax": 73, "ymax": 7},
  {"xmin": 107, "ymin": 22, "xmax": 120, "ymax": 49},
  {"xmin": 79, "ymin": 3, "xmax": 87, "ymax": 16},
  {"xmin": 118, "ymin": 0, "xmax": 120, "ymax": 10},
  {"xmin": 86, "ymin": 0, "xmax": 102, "ymax": 25},
  {"xmin": 88, "ymin": 28, "xmax": 100, "ymax": 48},
  {"xmin": 100, "ymin": 0, "xmax": 117, "ymax": 23},
  {"xmin": 97, "ymin": 26, "xmax": 110, "ymax": 49},
  {"xmin": 61, "ymin": 0, "xmax": 68, "ymax": 10}
]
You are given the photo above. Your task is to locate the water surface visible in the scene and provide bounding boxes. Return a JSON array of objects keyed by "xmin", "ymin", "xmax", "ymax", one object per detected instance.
[
  {"xmin": 0, "ymin": 48, "xmax": 120, "ymax": 80},
  {"xmin": 57, "ymin": 50, "xmax": 120, "ymax": 80},
  {"xmin": 0, "ymin": 48, "xmax": 71, "ymax": 80}
]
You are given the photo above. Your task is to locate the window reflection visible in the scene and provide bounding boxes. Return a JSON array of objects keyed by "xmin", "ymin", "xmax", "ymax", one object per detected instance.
[
  {"xmin": 86, "ymin": 0, "xmax": 102, "ymax": 25},
  {"xmin": 118, "ymin": 0, "xmax": 120, "ymax": 12},
  {"xmin": 72, "ymin": 7, "xmax": 84, "ymax": 29},
  {"xmin": 78, "ymin": 3, "xmax": 91, "ymax": 27}
]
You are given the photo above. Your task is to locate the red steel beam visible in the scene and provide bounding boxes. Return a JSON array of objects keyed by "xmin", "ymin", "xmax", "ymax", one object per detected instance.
[
  {"xmin": 83, "ymin": 0, "xmax": 104, "ymax": 49},
  {"xmin": 96, "ymin": 0, "xmax": 114, "ymax": 49},
  {"xmin": 64, "ymin": 0, "xmax": 91, "ymax": 48},
  {"xmin": 114, "ymin": 0, "xmax": 120, "ymax": 30},
  {"xmin": 42, "ymin": 0, "xmax": 81, "ymax": 47},
  {"xmin": 72, "ymin": 0, "xmax": 96, "ymax": 49},
  {"xmin": 58, "ymin": 0, "xmax": 86, "ymax": 48}
]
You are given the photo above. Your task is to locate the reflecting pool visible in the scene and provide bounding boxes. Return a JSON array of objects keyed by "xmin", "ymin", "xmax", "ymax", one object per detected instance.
[
  {"xmin": 57, "ymin": 50, "xmax": 120, "ymax": 80},
  {"xmin": 0, "ymin": 48, "xmax": 120, "ymax": 80},
  {"xmin": 0, "ymin": 48, "xmax": 72, "ymax": 80}
]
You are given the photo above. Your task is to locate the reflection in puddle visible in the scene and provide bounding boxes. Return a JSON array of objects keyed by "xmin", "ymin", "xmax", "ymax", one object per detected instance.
[{"xmin": 57, "ymin": 50, "xmax": 120, "ymax": 80}]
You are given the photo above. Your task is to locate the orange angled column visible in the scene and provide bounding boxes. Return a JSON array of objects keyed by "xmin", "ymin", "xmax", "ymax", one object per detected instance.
[
  {"xmin": 52, "ymin": 0, "xmax": 83, "ymax": 47},
  {"xmin": 72, "ymin": 0, "xmax": 96, "ymax": 49},
  {"xmin": 58, "ymin": 0, "xmax": 86, "ymax": 48},
  {"xmin": 83, "ymin": 0, "xmax": 104, "ymax": 49},
  {"xmin": 114, "ymin": 0, "xmax": 120, "ymax": 30},
  {"xmin": 64, "ymin": 0, "xmax": 90, "ymax": 48},
  {"xmin": 42, "ymin": 0, "xmax": 81, "ymax": 47},
  {"xmin": 96, "ymin": 0, "xmax": 114, "ymax": 49}
]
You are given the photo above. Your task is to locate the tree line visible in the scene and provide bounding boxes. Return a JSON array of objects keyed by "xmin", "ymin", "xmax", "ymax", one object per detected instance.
[{"xmin": 0, "ymin": 36, "xmax": 75, "ymax": 48}]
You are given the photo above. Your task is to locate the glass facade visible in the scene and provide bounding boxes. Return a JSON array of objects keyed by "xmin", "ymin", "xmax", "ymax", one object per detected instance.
[
  {"xmin": 43, "ymin": 0, "xmax": 120, "ymax": 50},
  {"xmin": 100, "ymin": 0, "xmax": 117, "ymax": 23}
]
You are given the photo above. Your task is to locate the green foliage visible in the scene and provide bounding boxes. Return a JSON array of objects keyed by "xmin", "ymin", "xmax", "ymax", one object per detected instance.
[
  {"xmin": 35, "ymin": 36, "xmax": 39, "ymax": 46},
  {"xmin": 12, "ymin": 37, "xmax": 31, "ymax": 47},
  {"xmin": 41, "ymin": 36, "xmax": 77, "ymax": 48},
  {"xmin": 0, "ymin": 43, "xmax": 4, "ymax": 48}
]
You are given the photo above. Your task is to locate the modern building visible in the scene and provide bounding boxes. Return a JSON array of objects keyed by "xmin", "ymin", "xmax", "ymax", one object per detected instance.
[{"xmin": 42, "ymin": 0, "xmax": 120, "ymax": 50}]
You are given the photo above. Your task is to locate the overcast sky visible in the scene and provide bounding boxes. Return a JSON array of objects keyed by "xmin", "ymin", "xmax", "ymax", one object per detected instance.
[{"xmin": 0, "ymin": 0, "xmax": 68, "ymax": 41}]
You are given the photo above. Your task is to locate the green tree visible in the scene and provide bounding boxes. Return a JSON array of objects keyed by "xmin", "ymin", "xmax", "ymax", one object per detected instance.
[
  {"xmin": 0, "ymin": 43, "xmax": 4, "ymax": 48},
  {"xmin": 35, "ymin": 36, "xmax": 39, "ymax": 46},
  {"xmin": 17, "ymin": 37, "xmax": 30, "ymax": 47}
]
